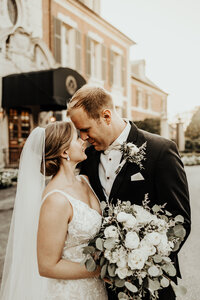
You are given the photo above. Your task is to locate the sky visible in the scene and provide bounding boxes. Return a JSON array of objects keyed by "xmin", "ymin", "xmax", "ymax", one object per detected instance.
[{"xmin": 101, "ymin": 0, "xmax": 200, "ymax": 120}]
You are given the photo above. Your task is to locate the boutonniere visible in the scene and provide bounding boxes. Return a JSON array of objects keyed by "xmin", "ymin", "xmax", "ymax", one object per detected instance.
[{"xmin": 115, "ymin": 141, "xmax": 147, "ymax": 174}]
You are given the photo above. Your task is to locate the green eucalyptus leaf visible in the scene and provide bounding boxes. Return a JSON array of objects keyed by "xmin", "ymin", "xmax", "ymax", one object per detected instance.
[
  {"xmin": 83, "ymin": 246, "xmax": 95, "ymax": 254},
  {"xmin": 148, "ymin": 278, "xmax": 160, "ymax": 291},
  {"xmin": 96, "ymin": 238, "xmax": 104, "ymax": 251},
  {"xmin": 160, "ymin": 277, "xmax": 169, "ymax": 288},
  {"xmin": 162, "ymin": 263, "xmax": 176, "ymax": 277},
  {"xmin": 118, "ymin": 292, "xmax": 129, "ymax": 299},
  {"xmin": 104, "ymin": 238, "xmax": 116, "ymax": 250},
  {"xmin": 153, "ymin": 255, "xmax": 162, "ymax": 263},
  {"xmin": 173, "ymin": 225, "xmax": 186, "ymax": 239},
  {"xmin": 101, "ymin": 264, "xmax": 107, "ymax": 279},
  {"xmin": 108, "ymin": 264, "xmax": 116, "ymax": 277},
  {"xmin": 100, "ymin": 256, "xmax": 106, "ymax": 267},
  {"xmin": 115, "ymin": 278, "xmax": 125, "ymax": 288},
  {"xmin": 152, "ymin": 205, "xmax": 161, "ymax": 213},
  {"xmin": 174, "ymin": 215, "xmax": 184, "ymax": 223},
  {"xmin": 125, "ymin": 281, "xmax": 138, "ymax": 293},
  {"xmin": 85, "ymin": 257, "xmax": 96, "ymax": 272},
  {"xmin": 160, "ymin": 215, "xmax": 169, "ymax": 222},
  {"xmin": 171, "ymin": 240, "xmax": 181, "ymax": 252},
  {"xmin": 165, "ymin": 210, "xmax": 172, "ymax": 216}
]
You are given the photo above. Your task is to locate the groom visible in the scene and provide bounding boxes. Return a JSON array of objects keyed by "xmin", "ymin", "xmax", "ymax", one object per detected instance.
[{"xmin": 67, "ymin": 85, "xmax": 191, "ymax": 300}]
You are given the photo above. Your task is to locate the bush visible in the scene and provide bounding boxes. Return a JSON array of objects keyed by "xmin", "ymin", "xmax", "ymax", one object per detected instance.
[
  {"xmin": 181, "ymin": 154, "xmax": 200, "ymax": 166},
  {"xmin": 184, "ymin": 138, "xmax": 200, "ymax": 153},
  {"xmin": 0, "ymin": 169, "xmax": 18, "ymax": 189},
  {"xmin": 134, "ymin": 118, "xmax": 160, "ymax": 135}
]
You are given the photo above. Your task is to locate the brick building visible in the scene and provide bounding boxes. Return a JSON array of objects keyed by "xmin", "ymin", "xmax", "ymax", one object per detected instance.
[
  {"xmin": 131, "ymin": 60, "xmax": 168, "ymax": 122},
  {"xmin": 42, "ymin": 0, "xmax": 134, "ymax": 117},
  {"xmin": 0, "ymin": 0, "xmax": 168, "ymax": 167}
]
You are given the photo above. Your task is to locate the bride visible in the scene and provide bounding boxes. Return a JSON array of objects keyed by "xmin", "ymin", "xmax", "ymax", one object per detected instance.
[{"xmin": 0, "ymin": 121, "xmax": 108, "ymax": 300}]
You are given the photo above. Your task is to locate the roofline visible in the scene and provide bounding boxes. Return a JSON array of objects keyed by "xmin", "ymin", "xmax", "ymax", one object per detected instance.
[
  {"xmin": 131, "ymin": 75, "xmax": 168, "ymax": 95},
  {"xmin": 73, "ymin": 0, "xmax": 136, "ymax": 45}
]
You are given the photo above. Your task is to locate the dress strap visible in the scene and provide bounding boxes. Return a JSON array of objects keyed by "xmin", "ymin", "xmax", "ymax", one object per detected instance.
[
  {"xmin": 41, "ymin": 189, "xmax": 74, "ymax": 206},
  {"xmin": 79, "ymin": 175, "xmax": 100, "ymax": 204}
]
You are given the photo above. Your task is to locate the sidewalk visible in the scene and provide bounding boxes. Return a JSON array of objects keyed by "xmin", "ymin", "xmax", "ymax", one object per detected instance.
[
  {"xmin": 0, "ymin": 185, "xmax": 16, "ymax": 211},
  {"xmin": 0, "ymin": 185, "xmax": 16, "ymax": 284}
]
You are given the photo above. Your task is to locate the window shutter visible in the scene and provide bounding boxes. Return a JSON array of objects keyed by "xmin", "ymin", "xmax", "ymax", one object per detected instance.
[
  {"xmin": 85, "ymin": 35, "xmax": 91, "ymax": 77},
  {"xmin": 121, "ymin": 56, "xmax": 125, "ymax": 87},
  {"xmin": 53, "ymin": 17, "xmax": 61, "ymax": 63},
  {"xmin": 75, "ymin": 29, "xmax": 81, "ymax": 72},
  {"xmin": 109, "ymin": 49, "xmax": 114, "ymax": 86},
  {"xmin": 102, "ymin": 44, "xmax": 107, "ymax": 81}
]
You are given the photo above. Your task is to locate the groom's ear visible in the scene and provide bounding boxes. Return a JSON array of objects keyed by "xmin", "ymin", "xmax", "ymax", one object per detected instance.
[{"xmin": 102, "ymin": 109, "xmax": 112, "ymax": 125}]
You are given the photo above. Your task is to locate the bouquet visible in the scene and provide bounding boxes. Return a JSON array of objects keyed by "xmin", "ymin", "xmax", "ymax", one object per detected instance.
[{"xmin": 83, "ymin": 195, "xmax": 187, "ymax": 299}]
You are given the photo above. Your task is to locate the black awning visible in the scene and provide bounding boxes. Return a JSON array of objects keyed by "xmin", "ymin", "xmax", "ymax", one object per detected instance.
[{"xmin": 2, "ymin": 68, "xmax": 86, "ymax": 110}]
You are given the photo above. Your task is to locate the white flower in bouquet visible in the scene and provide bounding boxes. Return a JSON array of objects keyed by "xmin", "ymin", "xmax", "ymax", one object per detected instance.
[
  {"xmin": 104, "ymin": 225, "xmax": 119, "ymax": 239},
  {"xmin": 128, "ymin": 249, "xmax": 146, "ymax": 270},
  {"xmin": 83, "ymin": 195, "xmax": 187, "ymax": 300},
  {"xmin": 140, "ymin": 239, "xmax": 156, "ymax": 258},
  {"xmin": 116, "ymin": 211, "xmax": 129, "ymax": 222},
  {"xmin": 157, "ymin": 234, "xmax": 173, "ymax": 255},
  {"xmin": 104, "ymin": 249, "xmax": 112, "ymax": 260},
  {"xmin": 145, "ymin": 232, "xmax": 162, "ymax": 246},
  {"xmin": 124, "ymin": 214, "xmax": 137, "ymax": 228},
  {"xmin": 148, "ymin": 265, "xmax": 160, "ymax": 277},
  {"xmin": 125, "ymin": 232, "xmax": 140, "ymax": 249},
  {"xmin": 117, "ymin": 257, "xmax": 127, "ymax": 268},
  {"xmin": 115, "ymin": 266, "xmax": 130, "ymax": 279},
  {"xmin": 133, "ymin": 204, "xmax": 156, "ymax": 224},
  {"xmin": 110, "ymin": 250, "xmax": 119, "ymax": 264}
]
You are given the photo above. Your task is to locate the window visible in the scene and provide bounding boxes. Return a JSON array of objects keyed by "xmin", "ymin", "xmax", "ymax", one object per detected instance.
[
  {"xmin": 75, "ymin": 30, "xmax": 81, "ymax": 72},
  {"xmin": 53, "ymin": 18, "xmax": 81, "ymax": 71},
  {"xmin": 144, "ymin": 94, "xmax": 148, "ymax": 109},
  {"xmin": 85, "ymin": 35, "xmax": 101, "ymax": 80},
  {"xmin": 136, "ymin": 90, "xmax": 142, "ymax": 107},
  {"xmin": 53, "ymin": 17, "xmax": 61, "ymax": 63},
  {"xmin": 102, "ymin": 44, "xmax": 107, "ymax": 81},
  {"xmin": 121, "ymin": 56, "xmax": 125, "ymax": 87},
  {"xmin": 109, "ymin": 49, "xmax": 125, "ymax": 87},
  {"xmin": 148, "ymin": 95, "xmax": 152, "ymax": 110},
  {"xmin": 109, "ymin": 49, "xmax": 114, "ymax": 86}
]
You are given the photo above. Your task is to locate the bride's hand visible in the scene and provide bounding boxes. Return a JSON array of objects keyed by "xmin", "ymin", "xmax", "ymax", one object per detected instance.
[{"xmin": 93, "ymin": 265, "xmax": 101, "ymax": 278}]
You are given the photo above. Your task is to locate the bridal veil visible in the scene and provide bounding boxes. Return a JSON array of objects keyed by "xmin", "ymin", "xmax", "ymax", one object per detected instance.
[{"xmin": 0, "ymin": 127, "xmax": 48, "ymax": 300}]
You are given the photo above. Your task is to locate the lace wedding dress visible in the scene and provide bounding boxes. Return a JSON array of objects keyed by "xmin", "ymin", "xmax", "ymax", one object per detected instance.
[{"xmin": 41, "ymin": 176, "xmax": 108, "ymax": 300}]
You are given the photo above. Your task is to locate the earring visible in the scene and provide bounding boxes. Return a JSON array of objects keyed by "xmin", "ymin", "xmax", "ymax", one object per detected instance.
[{"xmin": 66, "ymin": 154, "xmax": 70, "ymax": 161}]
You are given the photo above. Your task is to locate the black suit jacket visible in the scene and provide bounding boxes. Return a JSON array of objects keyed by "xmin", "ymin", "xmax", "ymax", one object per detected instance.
[{"xmin": 79, "ymin": 122, "xmax": 191, "ymax": 298}]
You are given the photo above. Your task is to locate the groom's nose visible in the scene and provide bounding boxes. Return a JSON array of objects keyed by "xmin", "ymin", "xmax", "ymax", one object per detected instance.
[{"xmin": 80, "ymin": 132, "xmax": 89, "ymax": 141}]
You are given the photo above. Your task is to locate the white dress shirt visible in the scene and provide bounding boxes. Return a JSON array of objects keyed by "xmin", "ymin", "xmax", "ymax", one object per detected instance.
[{"xmin": 99, "ymin": 121, "xmax": 131, "ymax": 200}]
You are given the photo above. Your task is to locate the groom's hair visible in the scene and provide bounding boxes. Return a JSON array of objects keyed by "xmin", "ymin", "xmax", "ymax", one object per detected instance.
[{"xmin": 67, "ymin": 84, "xmax": 114, "ymax": 119}]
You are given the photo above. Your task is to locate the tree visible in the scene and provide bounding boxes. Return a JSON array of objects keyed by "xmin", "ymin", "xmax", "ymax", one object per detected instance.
[
  {"xmin": 134, "ymin": 118, "xmax": 160, "ymax": 135},
  {"xmin": 185, "ymin": 107, "xmax": 200, "ymax": 139}
]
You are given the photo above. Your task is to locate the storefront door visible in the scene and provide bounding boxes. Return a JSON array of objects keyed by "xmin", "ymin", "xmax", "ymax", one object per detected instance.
[{"xmin": 8, "ymin": 109, "xmax": 31, "ymax": 164}]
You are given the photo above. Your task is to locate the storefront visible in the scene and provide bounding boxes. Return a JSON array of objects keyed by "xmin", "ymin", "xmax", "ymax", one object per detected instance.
[{"xmin": 2, "ymin": 67, "xmax": 86, "ymax": 165}]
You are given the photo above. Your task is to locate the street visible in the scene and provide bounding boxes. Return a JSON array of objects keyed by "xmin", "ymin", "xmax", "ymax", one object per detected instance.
[{"xmin": 0, "ymin": 167, "xmax": 200, "ymax": 299}]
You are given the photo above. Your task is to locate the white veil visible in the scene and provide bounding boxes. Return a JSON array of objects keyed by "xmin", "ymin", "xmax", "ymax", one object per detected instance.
[{"xmin": 0, "ymin": 127, "xmax": 48, "ymax": 300}]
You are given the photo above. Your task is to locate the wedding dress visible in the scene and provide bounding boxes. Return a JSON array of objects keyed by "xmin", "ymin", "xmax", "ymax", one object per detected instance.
[{"xmin": 41, "ymin": 175, "xmax": 108, "ymax": 300}]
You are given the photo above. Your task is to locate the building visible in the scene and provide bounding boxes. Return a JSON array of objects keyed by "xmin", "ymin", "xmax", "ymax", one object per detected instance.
[
  {"xmin": 131, "ymin": 60, "xmax": 168, "ymax": 138},
  {"xmin": 0, "ymin": 0, "xmax": 168, "ymax": 168},
  {"xmin": 42, "ymin": 0, "xmax": 134, "ymax": 117}
]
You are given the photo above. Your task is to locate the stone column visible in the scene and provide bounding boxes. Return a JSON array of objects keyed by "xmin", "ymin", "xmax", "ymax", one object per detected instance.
[
  {"xmin": 160, "ymin": 113, "xmax": 169, "ymax": 139},
  {"xmin": 176, "ymin": 118, "xmax": 185, "ymax": 151}
]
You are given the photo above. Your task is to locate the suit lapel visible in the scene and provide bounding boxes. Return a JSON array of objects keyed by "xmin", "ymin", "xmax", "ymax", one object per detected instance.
[
  {"xmin": 109, "ymin": 122, "xmax": 144, "ymax": 202},
  {"xmin": 90, "ymin": 150, "xmax": 107, "ymax": 202}
]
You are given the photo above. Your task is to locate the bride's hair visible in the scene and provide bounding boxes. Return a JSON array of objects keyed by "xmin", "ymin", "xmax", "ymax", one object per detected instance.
[{"xmin": 42, "ymin": 121, "xmax": 74, "ymax": 176}]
